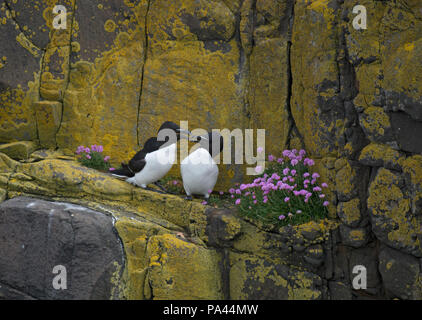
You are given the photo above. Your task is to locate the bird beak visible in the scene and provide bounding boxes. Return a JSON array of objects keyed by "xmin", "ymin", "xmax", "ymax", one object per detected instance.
[{"xmin": 177, "ymin": 129, "xmax": 192, "ymax": 140}]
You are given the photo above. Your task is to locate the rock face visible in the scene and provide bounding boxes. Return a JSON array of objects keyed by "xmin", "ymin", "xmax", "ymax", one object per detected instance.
[
  {"xmin": 0, "ymin": 197, "xmax": 125, "ymax": 300},
  {"xmin": 1, "ymin": 0, "xmax": 422, "ymax": 299}
]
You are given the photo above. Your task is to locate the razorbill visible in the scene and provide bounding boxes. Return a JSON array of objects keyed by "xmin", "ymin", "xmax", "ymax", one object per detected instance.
[
  {"xmin": 112, "ymin": 121, "xmax": 191, "ymax": 189},
  {"xmin": 181, "ymin": 131, "xmax": 223, "ymax": 200}
]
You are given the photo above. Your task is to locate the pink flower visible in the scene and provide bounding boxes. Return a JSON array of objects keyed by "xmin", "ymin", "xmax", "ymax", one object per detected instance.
[
  {"xmin": 277, "ymin": 158, "xmax": 284, "ymax": 164},
  {"xmin": 282, "ymin": 150, "xmax": 291, "ymax": 157},
  {"xmin": 253, "ymin": 200, "xmax": 257, "ymax": 204},
  {"xmin": 291, "ymin": 169, "xmax": 297, "ymax": 176},
  {"xmin": 313, "ymin": 186, "xmax": 322, "ymax": 192},
  {"xmin": 235, "ymin": 199, "xmax": 241, "ymax": 205},
  {"xmin": 321, "ymin": 183, "xmax": 328, "ymax": 188},
  {"xmin": 291, "ymin": 159, "xmax": 298, "ymax": 166},
  {"xmin": 219, "ymin": 191, "xmax": 224, "ymax": 195},
  {"xmin": 323, "ymin": 201, "xmax": 329, "ymax": 207},
  {"xmin": 257, "ymin": 147, "xmax": 264, "ymax": 153},
  {"xmin": 283, "ymin": 168, "xmax": 290, "ymax": 176},
  {"xmin": 279, "ymin": 215, "xmax": 286, "ymax": 220},
  {"xmin": 319, "ymin": 194, "xmax": 325, "ymax": 198},
  {"xmin": 109, "ymin": 167, "xmax": 115, "ymax": 171},
  {"xmin": 104, "ymin": 156, "xmax": 110, "ymax": 162},
  {"xmin": 201, "ymin": 201, "xmax": 208, "ymax": 205},
  {"xmin": 303, "ymin": 172, "xmax": 310, "ymax": 178},
  {"xmin": 86, "ymin": 154, "xmax": 91, "ymax": 159},
  {"xmin": 172, "ymin": 180, "xmax": 179, "ymax": 185},
  {"xmin": 255, "ymin": 165, "xmax": 263, "ymax": 174},
  {"xmin": 229, "ymin": 188, "xmax": 235, "ymax": 194},
  {"xmin": 268, "ymin": 154, "xmax": 275, "ymax": 162},
  {"xmin": 304, "ymin": 158, "xmax": 315, "ymax": 166},
  {"xmin": 208, "ymin": 189, "xmax": 213, "ymax": 194},
  {"xmin": 312, "ymin": 172, "xmax": 320, "ymax": 179},
  {"xmin": 296, "ymin": 210, "xmax": 302, "ymax": 214},
  {"xmin": 263, "ymin": 198, "xmax": 268, "ymax": 203},
  {"xmin": 284, "ymin": 197, "xmax": 290, "ymax": 202},
  {"xmin": 235, "ymin": 189, "xmax": 241, "ymax": 195}
]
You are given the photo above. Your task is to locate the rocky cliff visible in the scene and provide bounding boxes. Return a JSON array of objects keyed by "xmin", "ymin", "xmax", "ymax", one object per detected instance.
[{"xmin": 1, "ymin": 0, "xmax": 422, "ymax": 299}]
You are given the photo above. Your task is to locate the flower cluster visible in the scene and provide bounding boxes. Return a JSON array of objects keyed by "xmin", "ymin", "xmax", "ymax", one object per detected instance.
[
  {"xmin": 230, "ymin": 149, "xmax": 329, "ymax": 227},
  {"xmin": 75, "ymin": 145, "xmax": 111, "ymax": 171}
]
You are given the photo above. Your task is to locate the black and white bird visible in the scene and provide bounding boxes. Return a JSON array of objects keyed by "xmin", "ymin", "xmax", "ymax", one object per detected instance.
[
  {"xmin": 181, "ymin": 131, "xmax": 224, "ymax": 200},
  {"xmin": 112, "ymin": 121, "xmax": 191, "ymax": 189}
]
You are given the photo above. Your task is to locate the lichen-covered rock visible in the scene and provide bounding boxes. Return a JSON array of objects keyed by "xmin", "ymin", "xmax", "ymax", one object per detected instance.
[
  {"xmin": 359, "ymin": 143, "xmax": 405, "ymax": 171},
  {"xmin": 368, "ymin": 168, "xmax": 422, "ymax": 257},
  {"xmin": 337, "ymin": 198, "xmax": 361, "ymax": 228},
  {"xmin": 145, "ymin": 234, "xmax": 224, "ymax": 300},
  {"xmin": 0, "ymin": 141, "xmax": 37, "ymax": 160},
  {"xmin": 230, "ymin": 252, "xmax": 323, "ymax": 300}
]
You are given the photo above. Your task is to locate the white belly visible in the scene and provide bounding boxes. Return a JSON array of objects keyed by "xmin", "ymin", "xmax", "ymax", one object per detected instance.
[
  {"xmin": 134, "ymin": 143, "xmax": 176, "ymax": 187},
  {"xmin": 181, "ymin": 148, "xmax": 219, "ymax": 197}
]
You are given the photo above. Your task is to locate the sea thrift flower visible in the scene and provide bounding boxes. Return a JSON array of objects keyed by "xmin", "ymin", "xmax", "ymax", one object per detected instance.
[
  {"xmin": 313, "ymin": 186, "xmax": 322, "ymax": 192},
  {"xmin": 257, "ymin": 147, "xmax": 264, "ymax": 153},
  {"xmin": 323, "ymin": 201, "xmax": 329, "ymax": 207},
  {"xmin": 321, "ymin": 183, "xmax": 328, "ymax": 188},
  {"xmin": 235, "ymin": 199, "xmax": 241, "ymax": 205},
  {"xmin": 291, "ymin": 169, "xmax": 297, "ymax": 176},
  {"xmin": 109, "ymin": 167, "xmax": 115, "ymax": 171},
  {"xmin": 255, "ymin": 165, "xmax": 263, "ymax": 174},
  {"xmin": 219, "ymin": 191, "xmax": 224, "ymax": 195},
  {"xmin": 201, "ymin": 201, "xmax": 208, "ymax": 205},
  {"xmin": 86, "ymin": 154, "xmax": 91, "ymax": 159},
  {"xmin": 319, "ymin": 194, "xmax": 325, "ymax": 198},
  {"xmin": 229, "ymin": 188, "xmax": 235, "ymax": 194},
  {"xmin": 104, "ymin": 156, "xmax": 110, "ymax": 161},
  {"xmin": 303, "ymin": 172, "xmax": 310, "ymax": 178},
  {"xmin": 291, "ymin": 159, "xmax": 298, "ymax": 166},
  {"xmin": 277, "ymin": 158, "xmax": 284, "ymax": 164},
  {"xmin": 283, "ymin": 168, "xmax": 290, "ymax": 176},
  {"xmin": 284, "ymin": 197, "xmax": 290, "ymax": 203},
  {"xmin": 296, "ymin": 210, "xmax": 302, "ymax": 214},
  {"xmin": 268, "ymin": 154, "xmax": 275, "ymax": 162},
  {"xmin": 279, "ymin": 215, "xmax": 286, "ymax": 220},
  {"xmin": 312, "ymin": 173, "xmax": 320, "ymax": 179}
]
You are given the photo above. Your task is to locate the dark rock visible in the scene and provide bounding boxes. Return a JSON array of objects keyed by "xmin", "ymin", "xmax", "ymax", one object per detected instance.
[
  {"xmin": 349, "ymin": 245, "xmax": 381, "ymax": 293},
  {"xmin": 390, "ymin": 112, "xmax": 422, "ymax": 154},
  {"xmin": 205, "ymin": 208, "xmax": 241, "ymax": 247},
  {"xmin": 339, "ymin": 225, "xmax": 370, "ymax": 248},
  {"xmin": 0, "ymin": 197, "xmax": 125, "ymax": 300},
  {"xmin": 378, "ymin": 246, "xmax": 422, "ymax": 300},
  {"xmin": 328, "ymin": 281, "xmax": 353, "ymax": 300}
]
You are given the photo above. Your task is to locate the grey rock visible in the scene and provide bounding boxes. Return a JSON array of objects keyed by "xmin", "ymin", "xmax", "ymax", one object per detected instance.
[{"xmin": 0, "ymin": 197, "xmax": 125, "ymax": 300}]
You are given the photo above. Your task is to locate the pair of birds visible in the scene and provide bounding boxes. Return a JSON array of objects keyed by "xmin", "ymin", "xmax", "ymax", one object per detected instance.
[{"xmin": 112, "ymin": 121, "xmax": 223, "ymax": 200}]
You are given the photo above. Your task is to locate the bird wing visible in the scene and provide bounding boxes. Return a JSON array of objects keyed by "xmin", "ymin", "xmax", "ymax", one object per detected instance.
[{"xmin": 129, "ymin": 157, "xmax": 147, "ymax": 172}]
